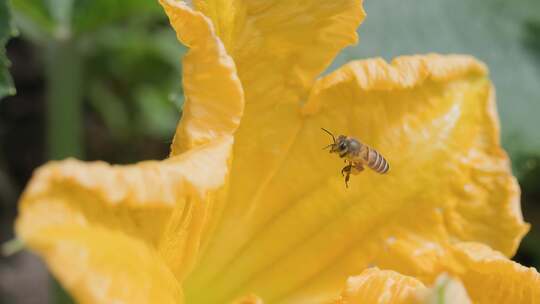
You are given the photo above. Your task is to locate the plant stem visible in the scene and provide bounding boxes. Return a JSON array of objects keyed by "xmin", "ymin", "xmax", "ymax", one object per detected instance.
[
  {"xmin": 45, "ymin": 39, "xmax": 84, "ymax": 160},
  {"xmin": 45, "ymin": 38, "xmax": 81, "ymax": 304}
]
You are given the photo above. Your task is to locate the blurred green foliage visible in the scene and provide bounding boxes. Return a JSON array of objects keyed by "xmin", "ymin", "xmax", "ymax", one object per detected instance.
[
  {"xmin": 330, "ymin": 0, "xmax": 540, "ymax": 164},
  {"xmin": 0, "ymin": 0, "xmax": 15, "ymax": 98},
  {"xmin": 11, "ymin": 0, "xmax": 161, "ymax": 39},
  {"xmin": 525, "ymin": 19, "xmax": 540, "ymax": 54},
  {"xmin": 514, "ymin": 154, "xmax": 540, "ymax": 266},
  {"xmin": 10, "ymin": 0, "xmax": 185, "ymax": 160},
  {"xmin": 84, "ymin": 25, "xmax": 184, "ymax": 141}
]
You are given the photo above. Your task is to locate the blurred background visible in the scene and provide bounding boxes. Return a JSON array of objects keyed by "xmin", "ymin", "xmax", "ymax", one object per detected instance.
[{"xmin": 1, "ymin": 0, "xmax": 539, "ymax": 303}]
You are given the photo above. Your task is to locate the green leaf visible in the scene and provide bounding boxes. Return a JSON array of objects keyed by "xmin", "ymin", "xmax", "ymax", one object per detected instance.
[
  {"xmin": 45, "ymin": 0, "xmax": 74, "ymax": 38},
  {"xmin": 84, "ymin": 25, "xmax": 184, "ymax": 140},
  {"xmin": 45, "ymin": 0, "xmax": 73, "ymax": 25},
  {"xmin": 0, "ymin": 0, "xmax": 15, "ymax": 98},
  {"xmin": 330, "ymin": 0, "xmax": 540, "ymax": 157},
  {"xmin": 134, "ymin": 86, "xmax": 180, "ymax": 139},
  {"xmin": 88, "ymin": 80, "xmax": 130, "ymax": 138},
  {"xmin": 11, "ymin": 0, "xmax": 54, "ymax": 40},
  {"xmin": 72, "ymin": 0, "xmax": 161, "ymax": 33},
  {"xmin": 12, "ymin": 0, "xmax": 161, "ymax": 40},
  {"xmin": 525, "ymin": 20, "xmax": 540, "ymax": 57}
]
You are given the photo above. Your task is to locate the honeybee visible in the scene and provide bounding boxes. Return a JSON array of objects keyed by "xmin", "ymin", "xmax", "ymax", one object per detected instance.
[{"xmin": 322, "ymin": 128, "xmax": 389, "ymax": 187}]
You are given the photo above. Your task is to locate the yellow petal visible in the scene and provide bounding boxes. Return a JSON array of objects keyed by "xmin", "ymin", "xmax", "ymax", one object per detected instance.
[
  {"xmin": 451, "ymin": 242, "xmax": 540, "ymax": 303},
  {"xmin": 232, "ymin": 294, "xmax": 264, "ymax": 304},
  {"xmin": 160, "ymin": 0, "xmax": 244, "ymax": 154},
  {"xmin": 16, "ymin": 137, "xmax": 233, "ymax": 303},
  {"xmin": 17, "ymin": 1, "xmax": 245, "ymax": 302},
  {"xmin": 183, "ymin": 4, "xmax": 366, "ymax": 273},
  {"xmin": 302, "ymin": 54, "xmax": 528, "ymax": 255},
  {"xmin": 333, "ymin": 268, "xmax": 426, "ymax": 304},
  {"xmin": 333, "ymin": 269, "xmax": 472, "ymax": 304},
  {"xmin": 159, "ymin": 0, "xmax": 247, "ymax": 278},
  {"xmin": 184, "ymin": 55, "xmax": 528, "ymax": 303},
  {"xmin": 184, "ymin": 1, "xmax": 367, "ymax": 300},
  {"xmin": 193, "ymin": 0, "xmax": 366, "ymax": 106},
  {"xmin": 28, "ymin": 226, "xmax": 183, "ymax": 304}
]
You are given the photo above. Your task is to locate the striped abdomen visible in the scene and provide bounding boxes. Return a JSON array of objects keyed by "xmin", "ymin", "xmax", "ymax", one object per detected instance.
[{"xmin": 364, "ymin": 146, "xmax": 390, "ymax": 174}]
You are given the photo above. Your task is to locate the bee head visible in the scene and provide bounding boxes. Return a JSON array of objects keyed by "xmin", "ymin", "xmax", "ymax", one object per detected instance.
[
  {"xmin": 332, "ymin": 136, "xmax": 350, "ymax": 157},
  {"xmin": 322, "ymin": 128, "xmax": 349, "ymax": 156}
]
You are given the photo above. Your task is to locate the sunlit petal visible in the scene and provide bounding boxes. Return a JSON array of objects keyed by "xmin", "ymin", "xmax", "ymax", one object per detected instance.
[
  {"xmin": 16, "ymin": 137, "xmax": 233, "ymax": 303},
  {"xmin": 193, "ymin": 3, "xmax": 367, "ymax": 268},
  {"xmin": 160, "ymin": 0, "xmax": 244, "ymax": 153},
  {"xmin": 333, "ymin": 268, "xmax": 425, "ymax": 304},
  {"xmin": 232, "ymin": 294, "xmax": 264, "ymax": 304},
  {"xmin": 186, "ymin": 55, "xmax": 528, "ymax": 303},
  {"xmin": 193, "ymin": 0, "xmax": 365, "ymax": 106},
  {"xmin": 17, "ymin": 1, "xmax": 246, "ymax": 301},
  {"xmin": 185, "ymin": 2, "xmax": 367, "ymax": 300},
  {"xmin": 451, "ymin": 242, "xmax": 540, "ymax": 303},
  {"xmin": 27, "ymin": 226, "xmax": 183, "ymax": 304},
  {"xmin": 332, "ymin": 268, "xmax": 471, "ymax": 304}
]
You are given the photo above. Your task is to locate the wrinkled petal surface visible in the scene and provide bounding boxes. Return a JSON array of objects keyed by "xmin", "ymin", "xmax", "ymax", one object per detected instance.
[
  {"xmin": 451, "ymin": 242, "xmax": 540, "ymax": 303},
  {"xmin": 333, "ymin": 268, "xmax": 426, "ymax": 304},
  {"xmin": 160, "ymin": 0, "xmax": 244, "ymax": 153},
  {"xmin": 16, "ymin": 2, "xmax": 245, "ymax": 303},
  {"xmin": 191, "ymin": 3, "xmax": 367, "ymax": 266},
  {"xmin": 16, "ymin": 138, "xmax": 232, "ymax": 303},
  {"xmin": 186, "ymin": 55, "xmax": 529, "ymax": 303},
  {"xmin": 184, "ymin": 1, "xmax": 367, "ymax": 301},
  {"xmin": 332, "ymin": 268, "xmax": 471, "ymax": 304},
  {"xmin": 193, "ymin": 0, "xmax": 365, "ymax": 106}
]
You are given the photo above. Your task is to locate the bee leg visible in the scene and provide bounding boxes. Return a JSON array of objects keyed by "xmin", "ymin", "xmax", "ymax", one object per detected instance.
[
  {"xmin": 341, "ymin": 164, "xmax": 352, "ymax": 177},
  {"xmin": 341, "ymin": 163, "xmax": 353, "ymax": 188},
  {"xmin": 344, "ymin": 171, "xmax": 351, "ymax": 188},
  {"xmin": 350, "ymin": 163, "xmax": 365, "ymax": 175}
]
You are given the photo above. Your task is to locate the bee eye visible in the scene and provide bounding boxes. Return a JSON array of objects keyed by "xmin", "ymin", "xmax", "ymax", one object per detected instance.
[{"xmin": 339, "ymin": 142, "xmax": 347, "ymax": 150}]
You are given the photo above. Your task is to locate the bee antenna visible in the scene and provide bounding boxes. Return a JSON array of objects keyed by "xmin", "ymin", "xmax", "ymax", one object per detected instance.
[
  {"xmin": 321, "ymin": 128, "xmax": 336, "ymax": 143},
  {"xmin": 322, "ymin": 144, "xmax": 333, "ymax": 150}
]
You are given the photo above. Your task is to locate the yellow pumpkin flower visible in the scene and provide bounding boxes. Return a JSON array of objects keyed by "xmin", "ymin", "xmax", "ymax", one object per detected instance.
[{"xmin": 15, "ymin": 0, "xmax": 540, "ymax": 303}]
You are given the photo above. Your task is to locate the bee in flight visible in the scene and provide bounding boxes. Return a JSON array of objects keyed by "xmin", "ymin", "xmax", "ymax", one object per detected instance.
[{"xmin": 322, "ymin": 128, "xmax": 389, "ymax": 187}]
